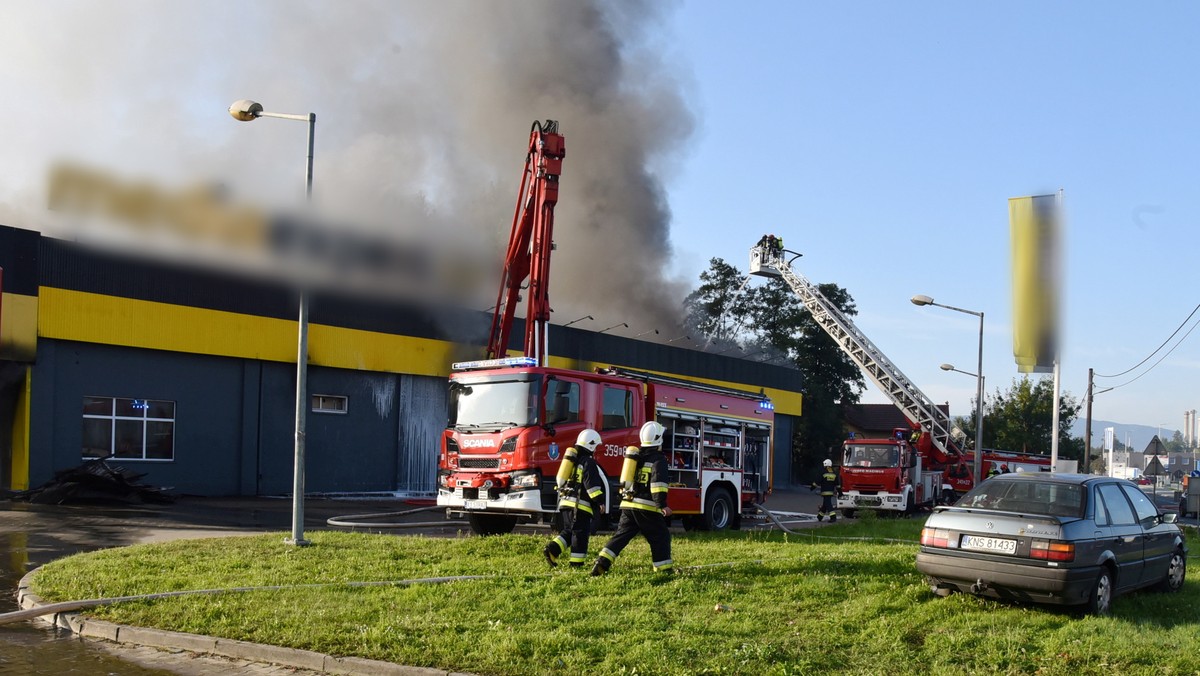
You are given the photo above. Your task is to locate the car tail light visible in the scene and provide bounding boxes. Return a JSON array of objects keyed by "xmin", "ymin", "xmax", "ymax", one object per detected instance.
[
  {"xmin": 921, "ymin": 527, "xmax": 952, "ymax": 548},
  {"xmin": 1030, "ymin": 539, "xmax": 1075, "ymax": 562}
]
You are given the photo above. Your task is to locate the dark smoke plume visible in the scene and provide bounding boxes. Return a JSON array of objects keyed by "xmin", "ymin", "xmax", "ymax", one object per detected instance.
[{"xmin": 0, "ymin": 0, "xmax": 695, "ymax": 337}]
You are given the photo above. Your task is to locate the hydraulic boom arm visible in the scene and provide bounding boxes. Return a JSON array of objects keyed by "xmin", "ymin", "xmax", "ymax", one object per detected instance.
[
  {"xmin": 486, "ymin": 120, "xmax": 565, "ymax": 365},
  {"xmin": 749, "ymin": 240, "xmax": 960, "ymax": 462}
]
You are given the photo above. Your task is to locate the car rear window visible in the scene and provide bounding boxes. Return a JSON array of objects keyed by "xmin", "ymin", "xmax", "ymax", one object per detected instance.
[{"xmin": 959, "ymin": 480, "xmax": 1083, "ymax": 517}]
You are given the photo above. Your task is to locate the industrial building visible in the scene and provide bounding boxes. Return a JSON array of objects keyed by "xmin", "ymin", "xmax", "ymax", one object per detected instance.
[{"xmin": 0, "ymin": 225, "xmax": 804, "ymax": 497}]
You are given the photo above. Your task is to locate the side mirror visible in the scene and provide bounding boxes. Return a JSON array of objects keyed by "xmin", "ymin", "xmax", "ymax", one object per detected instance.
[{"xmin": 1161, "ymin": 512, "xmax": 1179, "ymax": 524}]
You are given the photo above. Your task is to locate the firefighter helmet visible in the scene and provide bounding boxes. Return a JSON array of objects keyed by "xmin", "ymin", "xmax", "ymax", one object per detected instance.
[
  {"xmin": 639, "ymin": 421, "xmax": 665, "ymax": 447},
  {"xmin": 823, "ymin": 459, "xmax": 833, "ymax": 467},
  {"xmin": 576, "ymin": 429, "xmax": 602, "ymax": 452}
]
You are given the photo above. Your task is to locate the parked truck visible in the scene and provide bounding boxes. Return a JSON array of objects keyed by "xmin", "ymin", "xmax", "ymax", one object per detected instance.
[{"xmin": 436, "ymin": 121, "xmax": 773, "ymax": 534}]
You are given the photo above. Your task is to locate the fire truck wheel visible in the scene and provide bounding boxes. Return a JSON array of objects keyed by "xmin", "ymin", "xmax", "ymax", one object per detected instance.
[
  {"xmin": 467, "ymin": 513, "xmax": 518, "ymax": 536},
  {"xmin": 702, "ymin": 488, "xmax": 736, "ymax": 531},
  {"xmin": 941, "ymin": 489, "xmax": 958, "ymax": 505},
  {"xmin": 841, "ymin": 509, "xmax": 856, "ymax": 519}
]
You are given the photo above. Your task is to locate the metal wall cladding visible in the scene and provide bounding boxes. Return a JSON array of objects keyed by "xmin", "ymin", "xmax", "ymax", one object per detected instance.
[{"xmin": 397, "ymin": 374, "xmax": 446, "ymax": 494}]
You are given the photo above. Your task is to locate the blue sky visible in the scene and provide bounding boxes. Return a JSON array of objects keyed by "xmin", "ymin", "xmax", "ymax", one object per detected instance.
[
  {"xmin": 665, "ymin": 3, "xmax": 1199, "ymax": 437},
  {"xmin": 0, "ymin": 1, "xmax": 1194, "ymax": 441}
]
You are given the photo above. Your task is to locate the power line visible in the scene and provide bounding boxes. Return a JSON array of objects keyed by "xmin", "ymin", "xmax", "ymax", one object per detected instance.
[
  {"xmin": 1095, "ymin": 301, "xmax": 1200, "ymax": 379},
  {"xmin": 1102, "ymin": 310, "xmax": 1200, "ymax": 391}
]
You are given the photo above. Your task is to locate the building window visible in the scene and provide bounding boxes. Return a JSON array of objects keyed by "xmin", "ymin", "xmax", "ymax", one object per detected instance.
[
  {"xmin": 82, "ymin": 396, "xmax": 176, "ymax": 461},
  {"xmin": 312, "ymin": 394, "xmax": 348, "ymax": 414}
]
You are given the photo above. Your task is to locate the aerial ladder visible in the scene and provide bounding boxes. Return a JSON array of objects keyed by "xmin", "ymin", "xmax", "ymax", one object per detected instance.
[
  {"xmin": 748, "ymin": 239, "xmax": 961, "ymax": 464},
  {"xmin": 485, "ymin": 120, "xmax": 565, "ymax": 366}
]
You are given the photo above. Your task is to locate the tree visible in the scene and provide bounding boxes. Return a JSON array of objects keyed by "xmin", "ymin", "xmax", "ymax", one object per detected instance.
[
  {"xmin": 683, "ymin": 258, "xmax": 864, "ymax": 481},
  {"xmin": 683, "ymin": 258, "xmax": 751, "ymax": 345},
  {"xmin": 977, "ymin": 376, "xmax": 1084, "ymax": 462},
  {"xmin": 1167, "ymin": 430, "xmax": 1186, "ymax": 454}
]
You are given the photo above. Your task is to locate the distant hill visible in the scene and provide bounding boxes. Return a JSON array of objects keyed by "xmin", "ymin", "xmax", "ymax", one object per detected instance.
[{"xmin": 1070, "ymin": 419, "xmax": 1181, "ymax": 452}]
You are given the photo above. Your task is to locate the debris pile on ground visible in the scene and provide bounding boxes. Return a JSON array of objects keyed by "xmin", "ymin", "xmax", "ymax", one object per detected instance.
[{"xmin": 9, "ymin": 456, "xmax": 174, "ymax": 505}]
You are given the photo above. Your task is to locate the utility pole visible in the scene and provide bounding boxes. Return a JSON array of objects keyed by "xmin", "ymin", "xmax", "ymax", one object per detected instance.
[{"xmin": 1084, "ymin": 368, "xmax": 1094, "ymax": 473}]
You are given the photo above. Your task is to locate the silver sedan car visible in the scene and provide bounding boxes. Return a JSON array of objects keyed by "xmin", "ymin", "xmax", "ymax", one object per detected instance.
[{"xmin": 916, "ymin": 473, "xmax": 1186, "ymax": 615}]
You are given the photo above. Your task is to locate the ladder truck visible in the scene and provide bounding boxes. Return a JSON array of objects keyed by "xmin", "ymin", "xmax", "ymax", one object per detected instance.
[
  {"xmin": 435, "ymin": 121, "xmax": 775, "ymax": 534},
  {"xmin": 749, "ymin": 238, "xmax": 961, "ymax": 516}
]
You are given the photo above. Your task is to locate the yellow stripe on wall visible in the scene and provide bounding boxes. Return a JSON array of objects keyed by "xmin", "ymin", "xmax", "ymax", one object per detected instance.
[{"xmin": 38, "ymin": 288, "xmax": 460, "ymax": 376}]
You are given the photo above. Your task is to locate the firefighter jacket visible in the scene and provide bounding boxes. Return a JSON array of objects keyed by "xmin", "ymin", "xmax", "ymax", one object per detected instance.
[
  {"xmin": 557, "ymin": 446, "xmax": 605, "ymax": 515},
  {"xmin": 619, "ymin": 447, "xmax": 670, "ymax": 513},
  {"xmin": 813, "ymin": 469, "xmax": 841, "ymax": 496}
]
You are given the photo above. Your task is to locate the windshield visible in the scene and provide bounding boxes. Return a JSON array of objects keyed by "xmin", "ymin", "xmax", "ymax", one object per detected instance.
[
  {"xmin": 448, "ymin": 376, "xmax": 540, "ymax": 431},
  {"xmin": 958, "ymin": 479, "xmax": 1083, "ymax": 518},
  {"xmin": 843, "ymin": 444, "xmax": 900, "ymax": 468}
]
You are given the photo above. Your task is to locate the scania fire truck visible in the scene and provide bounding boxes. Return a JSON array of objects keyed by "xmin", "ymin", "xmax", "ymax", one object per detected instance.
[
  {"xmin": 440, "ymin": 360, "xmax": 774, "ymax": 534},
  {"xmin": 436, "ymin": 121, "xmax": 774, "ymax": 534}
]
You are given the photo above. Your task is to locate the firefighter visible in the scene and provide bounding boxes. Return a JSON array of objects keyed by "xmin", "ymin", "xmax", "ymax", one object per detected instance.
[
  {"xmin": 987, "ymin": 464, "xmax": 1001, "ymax": 478},
  {"xmin": 591, "ymin": 421, "xmax": 673, "ymax": 576},
  {"xmin": 543, "ymin": 429, "xmax": 607, "ymax": 568},
  {"xmin": 811, "ymin": 459, "xmax": 840, "ymax": 522},
  {"xmin": 1000, "ymin": 463, "xmax": 1010, "ymax": 474}
]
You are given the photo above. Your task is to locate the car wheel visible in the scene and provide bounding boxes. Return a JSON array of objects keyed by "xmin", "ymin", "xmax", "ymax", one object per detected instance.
[
  {"xmin": 1085, "ymin": 568, "xmax": 1114, "ymax": 616},
  {"xmin": 702, "ymin": 488, "xmax": 735, "ymax": 531},
  {"xmin": 1154, "ymin": 549, "xmax": 1186, "ymax": 593},
  {"xmin": 467, "ymin": 513, "xmax": 518, "ymax": 536}
]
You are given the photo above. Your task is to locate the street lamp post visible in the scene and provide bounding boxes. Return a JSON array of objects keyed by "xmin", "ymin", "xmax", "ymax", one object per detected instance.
[
  {"xmin": 230, "ymin": 99, "xmax": 315, "ymax": 547},
  {"xmin": 912, "ymin": 294, "xmax": 985, "ymax": 486}
]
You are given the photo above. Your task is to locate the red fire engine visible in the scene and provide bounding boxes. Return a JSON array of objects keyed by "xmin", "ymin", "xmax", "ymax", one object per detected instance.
[{"xmin": 436, "ymin": 121, "xmax": 774, "ymax": 534}]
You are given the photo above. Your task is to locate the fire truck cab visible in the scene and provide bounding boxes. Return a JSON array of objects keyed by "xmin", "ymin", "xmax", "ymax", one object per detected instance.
[{"xmin": 837, "ymin": 428, "xmax": 944, "ymax": 516}]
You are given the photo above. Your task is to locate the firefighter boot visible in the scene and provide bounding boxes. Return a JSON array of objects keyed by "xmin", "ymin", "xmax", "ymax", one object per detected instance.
[
  {"xmin": 830, "ymin": 514, "xmax": 837, "ymax": 523},
  {"xmin": 817, "ymin": 513, "xmax": 824, "ymax": 522},
  {"xmin": 544, "ymin": 536, "xmax": 566, "ymax": 568},
  {"xmin": 590, "ymin": 557, "xmax": 611, "ymax": 577}
]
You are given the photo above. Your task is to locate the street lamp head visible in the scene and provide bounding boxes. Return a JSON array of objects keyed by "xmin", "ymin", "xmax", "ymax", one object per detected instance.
[
  {"xmin": 229, "ymin": 99, "xmax": 264, "ymax": 122},
  {"xmin": 910, "ymin": 294, "xmax": 934, "ymax": 307},
  {"xmin": 940, "ymin": 363, "xmax": 955, "ymax": 371}
]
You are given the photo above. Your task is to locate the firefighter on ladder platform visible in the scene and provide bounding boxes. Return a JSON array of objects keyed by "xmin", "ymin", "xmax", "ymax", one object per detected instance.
[
  {"xmin": 812, "ymin": 459, "xmax": 841, "ymax": 522},
  {"xmin": 543, "ymin": 429, "xmax": 606, "ymax": 568},
  {"xmin": 591, "ymin": 421, "xmax": 674, "ymax": 576}
]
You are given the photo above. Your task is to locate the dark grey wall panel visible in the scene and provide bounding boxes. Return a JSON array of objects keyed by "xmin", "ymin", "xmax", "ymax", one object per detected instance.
[
  {"xmin": 30, "ymin": 340, "xmax": 245, "ymax": 496},
  {"xmin": 303, "ymin": 369, "xmax": 399, "ymax": 494}
]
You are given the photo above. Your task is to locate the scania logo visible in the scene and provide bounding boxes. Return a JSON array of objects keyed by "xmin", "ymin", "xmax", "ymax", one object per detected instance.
[{"xmin": 461, "ymin": 438, "xmax": 497, "ymax": 448}]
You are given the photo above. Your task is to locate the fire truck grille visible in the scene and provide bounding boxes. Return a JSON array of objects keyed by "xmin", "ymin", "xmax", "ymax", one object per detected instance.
[{"xmin": 460, "ymin": 458, "xmax": 500, "ymax": 469}]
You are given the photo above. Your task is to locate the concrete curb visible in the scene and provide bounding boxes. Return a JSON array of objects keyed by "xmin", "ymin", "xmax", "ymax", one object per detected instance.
[{"xmin": 18, "ymin": 570, "xmax": 473, "ymax": 676}]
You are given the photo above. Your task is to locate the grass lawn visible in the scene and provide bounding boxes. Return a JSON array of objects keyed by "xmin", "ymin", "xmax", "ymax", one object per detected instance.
[{"xmin": 29, "ymin": 518, "xmax": 1200, "ymax": 675}]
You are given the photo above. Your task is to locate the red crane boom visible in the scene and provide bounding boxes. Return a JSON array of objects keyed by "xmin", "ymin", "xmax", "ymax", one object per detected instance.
[{"xmin": 486, "ymin": 120, "xmax": 565, "ymax": 365}]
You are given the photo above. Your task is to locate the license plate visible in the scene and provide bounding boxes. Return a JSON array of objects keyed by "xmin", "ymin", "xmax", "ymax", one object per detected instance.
[
  {"xmin": 855, "ymin": 496, "xmax": 881, "ymax": 506},
  {"xmin": 960, "ymin": 535, "xmax": 1016, "ymax": 555},
  {"xmin": 464, "ymin": 499, "xmax": 488, "ymax": 510}
]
